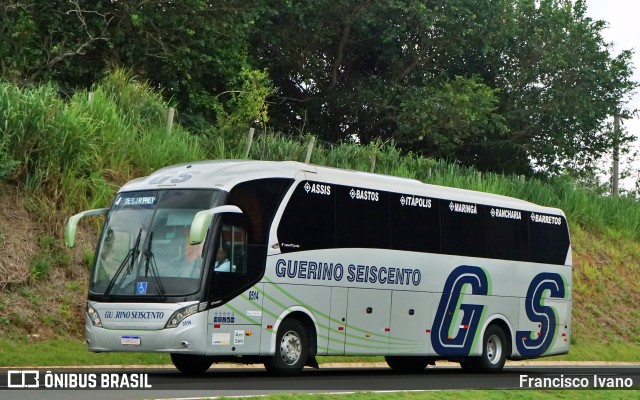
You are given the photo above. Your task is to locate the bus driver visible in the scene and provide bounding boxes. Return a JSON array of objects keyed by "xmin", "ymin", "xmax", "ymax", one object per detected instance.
[{"xmin": 214, "ymin": 246, "xmax": 231, "ymax": 272}]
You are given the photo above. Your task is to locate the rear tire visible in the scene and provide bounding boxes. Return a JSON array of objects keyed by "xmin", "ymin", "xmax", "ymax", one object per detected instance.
[
  {"xmin": 264, "ymin": 319, "xmax": 308, "ymax": 376},
  {"xmin": 385, "ymin": 356, "xmax": 430, "ymax": 372},
  {"xmin": 477, "ymin": 324, "xmax": 508, "ymax": 373},
  {"xmin": 170, "ymin": 353, "xmax": 214, "ymax": 375}
]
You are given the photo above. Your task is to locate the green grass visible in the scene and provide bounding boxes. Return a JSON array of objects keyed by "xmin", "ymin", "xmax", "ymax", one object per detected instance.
[
  {"xmin": 551, "ymin": 342, "xmax": 640, "ymax": 363},
  {"xmin": 1, "ymin": 338, "xmax": 638, "ymax": 367},
  {"xmin": 0, "ymin": 338, "xmax": 169, "ymax": 366}
]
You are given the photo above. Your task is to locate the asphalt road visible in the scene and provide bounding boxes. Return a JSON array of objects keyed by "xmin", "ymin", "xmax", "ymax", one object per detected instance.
[{"xmin": 2, "ymin": 364, "xmax": 639, "ymax": 400}]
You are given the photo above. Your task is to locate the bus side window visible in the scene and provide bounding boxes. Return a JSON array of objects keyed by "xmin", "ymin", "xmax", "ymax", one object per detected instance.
[
  {"xmin": 209, "ymin": 222, "xmax": 251, "ymax": 304},
  {"xmin": 278, "ymin": 181, "xmax": 336, "ymax": 252},
  {"xmin": 335, "ymin": 185, "xmax": 389, "ymax": 249},
  {"xmin": 228, "ymin": 178, "xmax": 292, "ymax": 246},
  {"xmin": 214, "ymin": 225, "xmax": 247, "ymax": 274},
  {"xmin": 440, "ymin": 200, "xmax": 487, "ymax": 258},
  {"xmin": 529, "ymin": 215, "xmax": 570, "ymax": 265}
]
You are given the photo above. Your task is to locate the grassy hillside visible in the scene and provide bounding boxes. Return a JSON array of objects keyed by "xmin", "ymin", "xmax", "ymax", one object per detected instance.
[{"xmin": 0, "ymin": 72, "xmax": 639, "ymax": 357}]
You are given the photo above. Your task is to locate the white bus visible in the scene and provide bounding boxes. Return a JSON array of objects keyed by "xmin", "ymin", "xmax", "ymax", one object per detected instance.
[{"xmin": 65, "ymin": 160, "xmax": 572, "ymax": 376}]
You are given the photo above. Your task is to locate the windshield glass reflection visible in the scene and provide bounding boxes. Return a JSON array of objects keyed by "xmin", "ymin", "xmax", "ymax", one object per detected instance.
[{"xmin": 91, "ymin": 189, "xmax": 220, "ymax": 298}]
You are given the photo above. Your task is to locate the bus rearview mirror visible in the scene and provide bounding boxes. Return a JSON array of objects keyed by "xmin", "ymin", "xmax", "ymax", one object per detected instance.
[
  {"xmin": 64, "ymin": 208, "xmax": 109, "ymax": 248},
  {"xmin": 189, "ymin": 205, "xmax": 243, "ymax": 245}
]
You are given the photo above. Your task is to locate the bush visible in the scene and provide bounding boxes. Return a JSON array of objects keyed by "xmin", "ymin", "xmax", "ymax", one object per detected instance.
[
  {"xmin": 0, "ymin": 135, "xmax": 19, "ymax": 181},
  {"xmin": 0, "ymin": 70, "xmax": 204, "ymax": 228}
]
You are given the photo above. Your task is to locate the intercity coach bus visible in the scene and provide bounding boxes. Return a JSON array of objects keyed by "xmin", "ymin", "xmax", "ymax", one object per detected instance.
[{"xmin": 65, "ymin": 160, "xmax": 571, "ymax": 376}]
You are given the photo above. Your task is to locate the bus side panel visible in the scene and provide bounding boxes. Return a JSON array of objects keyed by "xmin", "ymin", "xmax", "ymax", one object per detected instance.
[
  {"xmin": 205, "ymin": 284, "xmax": 264, "ymax": 356},
  {"xmin": 435, "ymin": 293, "xmax": 519, "ymax": 358},
  {"xmin": 260, "ymin": 283, "xmax": 331, "ymax": 355},
  {"xmin": 471, "ymin": 294, "xmax": 520, "ymax": 357},
  {"xmin": 515, "ymin": 297, "xmax": 571, "ymax": 358},
  {"xmin": 325, "ymin": 286, "xmax": 348, "ymax": 355},
  {"xmin": 388, "ymin": 290, "xmax": 431, "ymax": 355},
  {"xmin": 345, "ymin": 288, "xmax": 391, "ymax": 355},
  {"xmin": 546, "ymin": 298, "xmax": 571, "ymax": 355}
]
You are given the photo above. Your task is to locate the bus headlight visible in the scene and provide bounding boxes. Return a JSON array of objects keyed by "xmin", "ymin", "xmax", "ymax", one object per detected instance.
[
  {"xmin": 87, "ymin": 304, "xmax": 103, "ymax": 327},
  {"xmin": 165, "ymin": 304, "xmax": 199, "ymax": 329}
]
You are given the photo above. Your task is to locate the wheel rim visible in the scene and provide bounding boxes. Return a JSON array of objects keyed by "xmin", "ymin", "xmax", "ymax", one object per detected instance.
[
  {"xmin": 279, "ymin": 330, "xmax": 302, "ymax": 365},
  {"xmin": 486, "ymin": 334, "xmax": 502, "ymax": 364}
]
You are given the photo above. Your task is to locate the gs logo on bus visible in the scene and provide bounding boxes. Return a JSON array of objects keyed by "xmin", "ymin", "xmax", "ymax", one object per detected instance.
[
  {"xmin": 432, "ymin": 267, "xmax": 566, "ymax": 357},
  {"xmin": 431, "ymin": 265, "xmax": 489, "ymax": 356},
  {"xmin": 515, "ymin": 273, "xmax": 566, "ymax": 357}
]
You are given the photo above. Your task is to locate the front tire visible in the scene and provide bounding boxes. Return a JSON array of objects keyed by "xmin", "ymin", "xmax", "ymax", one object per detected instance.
[
  {"xmin": 385, "ymin": 356, "xmax": 430, "ymax": 372},
  {"xmin": 171, "ymin": 353, "xmax": 214, "ymax": 375},
  {"xmin": 477, "ymin": 324, "xmax": 508, "ymax": 373},
  {"xmin": 264, "ymin": 319, "xmax": 308, "ymax": 376}
]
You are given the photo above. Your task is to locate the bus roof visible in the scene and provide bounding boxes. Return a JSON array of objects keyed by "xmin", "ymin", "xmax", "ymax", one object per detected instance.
[{"xmin": 120, "ymin": 160, "xmax": 565, "ymax": 217}]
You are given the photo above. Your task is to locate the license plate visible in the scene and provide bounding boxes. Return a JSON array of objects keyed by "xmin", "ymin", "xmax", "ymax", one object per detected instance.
[{"xmin": 121, "ymin": 336, "xmax": 141, "ymax": 346}]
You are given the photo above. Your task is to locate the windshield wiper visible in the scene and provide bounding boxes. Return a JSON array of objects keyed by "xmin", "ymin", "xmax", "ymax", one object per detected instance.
[
  {"xmin": 103, "ymin": 228, "xmax": 142, "ymax": 299},
  {"xmin": 142, "ymin": 231, "xmax": 166, "ymax": 299}
]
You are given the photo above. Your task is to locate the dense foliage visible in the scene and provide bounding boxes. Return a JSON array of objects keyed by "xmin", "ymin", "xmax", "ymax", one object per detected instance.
[
  {"xmin": 0, "ymin": 0, "xmax": 636, "ymax": 176},
  {"xmin": 1, "ymin": 73, "xmax": 639, "ymax": 240},
  {"xmin": 251, "ymin": 0, "xmax": 636, "ymax": 173},
  {"xmin": 0, "ymin": 71, "xmax": 205, "ymax": 225}
]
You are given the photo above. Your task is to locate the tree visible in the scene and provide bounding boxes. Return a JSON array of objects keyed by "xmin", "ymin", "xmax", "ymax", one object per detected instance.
[
  {"xmin": 2, "ymin": 0, "xmax": 635, "ymax": 176},
  {"xmin": 249, "ymin": 0, "xmax": 636, "ymax": 174},
  {"xmin": 395, "ymin": 76, "xmax": 508, "ymax": 164},
  {"xmin": 494, "ymin": 0, "xmax": 637, "ymax": 174},
  {"xmin": 0, "ymin": 0, "xmax": 112, "ymax": 86},
  {"xmin": 0, "ymin": 0, "xmax": 261, "ymax": 125},
  {"xmin": 103, "ymin": 0, "xmax": 261, "ymax": 124},
  {"xmin": 251, "ymin": 0, "xmax": 491, "ymax": 143}
]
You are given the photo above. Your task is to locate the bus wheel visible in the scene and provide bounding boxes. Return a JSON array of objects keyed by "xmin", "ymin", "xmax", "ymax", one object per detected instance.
[
  {"xmin": 385, "ymin": 356, "xmax": 430, "ymax": 372},
  {"xmin": 478, "ymin": 324, "xmax": 508, "ymax": 373},
  {"xmin": 170, "ymin": 353, "xmax": 214, "ymax": 375},
  {"xmin": 264, "ymin": 319, "xmax": 308, "ymax": 376}
]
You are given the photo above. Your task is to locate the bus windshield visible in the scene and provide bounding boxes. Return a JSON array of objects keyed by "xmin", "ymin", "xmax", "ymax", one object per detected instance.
[{"xmin": 91, "ymin": 189, "xmax": 221, "ymax": 298}]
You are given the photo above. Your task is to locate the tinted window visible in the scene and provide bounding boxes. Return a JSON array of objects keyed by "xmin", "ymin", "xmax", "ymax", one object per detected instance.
[
  {"xmin": 529, "ymin": 212, "xmax": 570, "ymax": 265},
  {"xmin": 336, "ymin": 185, "xmax": 389, "ymax": 249},
  {"xmin": 440, "ymin": 200, "xmax": 486, "ymax": 258},
  {"xmin": 390, "ymin": 193, "xmax": 440, "ymax": 253},
  {"xmin": 228, "ymin": 178, "xmax": 292, "ymax": 245},
  {"xmin": 209, "ymin": 219, "xmax": 252, "ymax": 304},
  {"xmin": 277, "ymin": 181, "xmax": 335, "ymax": 252},
  {"xmin": 486, "ymin": 207, "xmax": 529, "ymax": 261}
]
